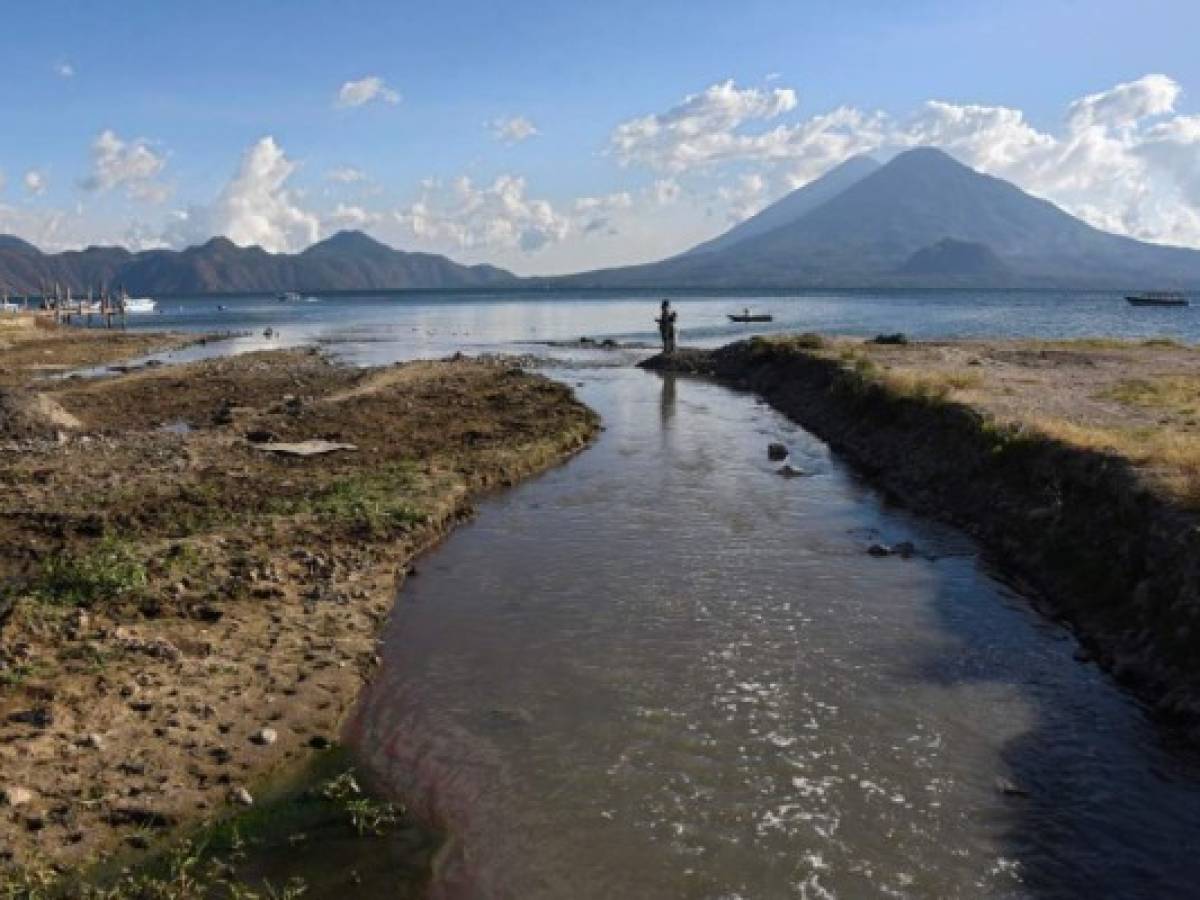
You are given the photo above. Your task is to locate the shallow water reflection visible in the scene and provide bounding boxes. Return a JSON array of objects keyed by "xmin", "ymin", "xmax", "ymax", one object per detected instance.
[{"xmin": 347, "ymin": 366, "xmax": 1200, "ymax": 899}]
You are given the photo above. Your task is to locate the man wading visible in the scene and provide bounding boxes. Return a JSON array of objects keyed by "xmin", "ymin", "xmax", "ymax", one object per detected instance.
[{"xmin": 656, "ymin": 300, "xmax": 678, "ymax": 354}]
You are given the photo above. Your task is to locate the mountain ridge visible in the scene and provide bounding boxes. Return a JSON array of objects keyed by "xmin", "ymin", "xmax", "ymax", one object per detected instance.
[{"xmin": 0, "ymin": 230, "xmax": 518, "ymax": 295}]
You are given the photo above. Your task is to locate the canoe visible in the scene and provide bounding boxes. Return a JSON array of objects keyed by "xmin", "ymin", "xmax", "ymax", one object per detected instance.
[{"xmin": 1126, "ymin": 294, "xmax": 1189, "ymax": 307}]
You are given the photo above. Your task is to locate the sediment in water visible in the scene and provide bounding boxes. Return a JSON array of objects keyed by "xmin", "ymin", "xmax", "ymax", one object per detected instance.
[{"xmin": 644, "ymin": 338, "xmax": 1200, "ymax": 730}]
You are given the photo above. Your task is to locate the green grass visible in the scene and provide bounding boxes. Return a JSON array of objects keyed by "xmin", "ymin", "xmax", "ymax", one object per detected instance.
[
  {"xmin": 276, "ymin": 464, "xmax": 426, "ymax": 539},
  {"xmin": 30, "ymin": 540, "xmax": 147, "ymax": 608}
]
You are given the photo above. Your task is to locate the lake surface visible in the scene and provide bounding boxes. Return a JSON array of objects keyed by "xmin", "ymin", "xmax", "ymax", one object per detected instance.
[
  {"xmin": 123, "ymin": 288, "xmax": 1200, "ymax": 366},
  {"xmin": 123, "ymin": 291, "xmax": 1200, "ymax": 898}
]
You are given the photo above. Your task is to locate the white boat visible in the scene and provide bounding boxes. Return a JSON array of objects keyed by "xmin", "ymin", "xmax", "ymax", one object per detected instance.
[
  {"xmin": 0, "ymin": 301, "xmax": 19, "ymax": 313},
  {"xmin": 123, "ymin": 297, "xmax": 157, "ymax": 313},
  {"xmin": 276, "ymin": 291, "xmax": 302, "ymax": 302}
]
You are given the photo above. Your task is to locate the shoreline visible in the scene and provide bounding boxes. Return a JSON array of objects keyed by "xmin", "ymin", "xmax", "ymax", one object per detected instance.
[
  {"xmin": 0, "ymin": 326, "xmax": 599, "ymax": 889},
  {"xmin": 644, "ymin": 335, "xmax": 1200, "ymax": 732}
]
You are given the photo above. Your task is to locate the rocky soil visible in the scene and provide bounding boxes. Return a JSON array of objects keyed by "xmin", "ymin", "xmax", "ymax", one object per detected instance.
[{"xmin": 0, "ymin": 332, "xmax": 598, "ymax": 882}]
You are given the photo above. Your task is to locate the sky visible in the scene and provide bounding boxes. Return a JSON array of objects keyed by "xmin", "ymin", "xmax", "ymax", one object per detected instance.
[{"xmin": 2, "ymin": 0, "xmax": 1200, "ymax": 275}]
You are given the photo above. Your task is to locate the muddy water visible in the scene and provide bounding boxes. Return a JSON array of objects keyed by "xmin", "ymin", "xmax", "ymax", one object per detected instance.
[{"xmin": 346, "ymin": 365, "xmax": 1200, "ymax": 899}]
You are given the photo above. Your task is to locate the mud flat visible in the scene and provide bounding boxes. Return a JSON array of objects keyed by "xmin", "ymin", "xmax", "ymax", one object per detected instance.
[
  {"xmin": 0, "ymin": 331, "xmax": 597, "ymax": 889},
  {"xmin": 645, "ymin": 334, "xmax": 1200, "ymax": 729},
  {"xmin": 0, "ymin": 315, "xmax": 205, "ymax": 386}
]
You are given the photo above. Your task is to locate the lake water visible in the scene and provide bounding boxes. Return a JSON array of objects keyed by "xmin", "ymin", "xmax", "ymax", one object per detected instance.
[
  {"xmin": 123, "ymin": 291, "xmax": 1200, "ymax": 898},
  {"xmin": 124, "ymin": 289, "xmax": 1200, "ymax": 366}
]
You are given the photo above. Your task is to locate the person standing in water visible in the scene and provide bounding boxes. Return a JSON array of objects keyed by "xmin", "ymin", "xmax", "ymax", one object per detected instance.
[{"xmin": 656, "ymin": 299, "xmax": 678, "ymax": 354}]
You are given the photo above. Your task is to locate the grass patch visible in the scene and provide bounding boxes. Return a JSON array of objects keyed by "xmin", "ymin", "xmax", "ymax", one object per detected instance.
[
  {"xmin": 274, "ymin": 463, "xmax": 426, "ymax": 539},
  {"xmin": 1100, "ymin": 375, "xmax": 1200, "ymax": 415},
  {"xmin": 30, "ymin": 540, "xmax": 147, "ymax": 608}
]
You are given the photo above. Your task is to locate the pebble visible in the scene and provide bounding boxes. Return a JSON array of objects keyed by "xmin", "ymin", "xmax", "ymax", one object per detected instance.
[
  {"xmin": 2, "ymin": 786, "xmax": 33, "ymax": 807},
  {"xmin": 767, "ymin": 442, "xmax": 788, "ymax": 461},
  {"xmin": 79, "ymin": 733, "xmax": 105, "ymax": 750},
  {"xmin": 251, "ymin": 727, "xmax": 278, "ymax": 746},
  {"xmin": 229, "ymin": 786, "xmax": 254, "ymax": 806}
]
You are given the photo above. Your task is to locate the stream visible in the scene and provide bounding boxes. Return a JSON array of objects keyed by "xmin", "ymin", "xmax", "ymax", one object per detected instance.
[{"xmin": 345, "ymin": 362, "xmax": 1200, "ymax": 899}]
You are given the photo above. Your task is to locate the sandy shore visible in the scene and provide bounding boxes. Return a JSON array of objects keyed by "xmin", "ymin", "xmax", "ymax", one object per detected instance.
[
  {"xmin": 0, "ymin": 325, "xmax": 598, "ymax": 884},
  {"xmin": 647, "ymin": 334, "xmax": 1200, "ymax": 730}
]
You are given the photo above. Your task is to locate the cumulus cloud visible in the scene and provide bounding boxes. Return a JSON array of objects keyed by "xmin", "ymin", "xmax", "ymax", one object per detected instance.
[
  {"xmin": 652, "ymin": 178, "xmax": 682, "ymax": 205},
  {"xmin": 489, "ymin": 116, "xmax": 539, "ymax": 144},
  {"xmin": 613, "ymin": 73, "xmax": 1200, "ymax": 249},
  {"xmin": 610, "ymin": 80, "xmax": 802, "ymax": 172},
  {"xmin": 897, "ymin": 74, "xmax": 1200, "ymax": 246},
  {"xmin": 23, "ymin": 170, "xmax": 46, "ymax": 196},
  {"xmin": 167, "ymin": 137, "xmax": 319, "ymax": 252},
  {"xmin": 326, "ymin": 166, "xmax": 367, "ymax": 183},
  {"xmin": 395, "ymin": 174, "xmax": 570, "ymax": 253},
  {"xmin": 336, "ymin": 76, "xmax": 400, "ymax": 108},
  {"xmin": 326, "ymin": 202, "xmax": 381, "ymax": 229},
  {"xmin": 81, "ymin": 129, "xmax": 170, "ymax": 202}
]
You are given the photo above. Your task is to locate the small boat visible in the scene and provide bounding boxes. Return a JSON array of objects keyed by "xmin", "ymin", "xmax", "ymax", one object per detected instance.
[
  {"xmin": 276, "ymin": 291, "xmax": 302, "ymax": 302},
  {"xmin": 728, "ymin": 310, "xmax": 774, "ymax": 323},
  {"xmin": 1126, "ymin": 292, "xmax": 1189, "ymax": 307},
  {"xmin": 123, "ymin": 297, "xmax": 157, "ymax": 314}
]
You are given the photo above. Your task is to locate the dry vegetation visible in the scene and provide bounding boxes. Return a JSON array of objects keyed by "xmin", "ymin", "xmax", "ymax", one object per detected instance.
[{"xmin": 790, "ymin": 334, "xmax": 1200, "ymax": 505}]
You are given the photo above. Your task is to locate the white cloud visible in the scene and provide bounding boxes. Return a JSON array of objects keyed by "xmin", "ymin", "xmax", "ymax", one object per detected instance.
[
  {"xmin": 336, "ymin": 76, "xmax": 400, "ymax": 109},
  {"xmin": 395, "ymin": 174, "xmax": 570, "ymax": 254},
  {"xmin": 613, "ymin": 73, "xmax": 1200, "ymax": 249},
  {"xmin": 166, "ymin": 136, "xmax": 319, "ymax": 252},
  {"xmin": 896, "ymin": 74, "xmax": 1200, "ymax": 246},
  {"xmin": 0, "ymin": 170, "xmax": 6, "ymax": 194},
  {"xmin": 326, "ymin": 203, "xmax": 381, "ymax": 229},
  {"xmin": 81, "ymin": 129, "xmax": 170, "ymax": 202},
  {"xmin": 718, "ymin": 173, "xmax": 768, "ymax": 223},
  {"xmin": 23, "ymin": 170, "xmax": 46, "ymax": 196},
  {"xmin": 489, "ymin": 116, "xmax": 539, "ymax": 144},
  {"xmin": 610, "ymin": 79, "xmax": 800, "ymax": 172},
  {"xmin": 55, "ymin": 61, "xmax": 74, "ymax": 79},
  {"xmin": 327, "ymin": 166, "xmax": 367, "ymax": 183},
  {"xmin": 652, "ymin": 178, "xmax": 682, "ymax": 205}
]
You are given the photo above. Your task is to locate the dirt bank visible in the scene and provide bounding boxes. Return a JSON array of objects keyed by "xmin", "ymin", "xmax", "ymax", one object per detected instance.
[
  {"xmin": 645, "ymin": 335, "xmax": 1200, "ymax": 730},
  {"xmin": 0, "ymin": 336, "xmax": 598, "ymax": 884}
]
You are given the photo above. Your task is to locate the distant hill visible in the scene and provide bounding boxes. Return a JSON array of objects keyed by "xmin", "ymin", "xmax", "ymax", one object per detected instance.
[
  {"xmin": 684, "ymin": 155, "xmax": 881, "ymax": 258},
  {"xmin": 0, "ymin": 231, "xmax": 518, "ymax": 295},
  {"xmin": 551, "ymin": 148, "xmax": 1200, "ymax": 290},
  {"xmin": 898, "ymin": 238, "xmax": 1009, "ymax": 280}
]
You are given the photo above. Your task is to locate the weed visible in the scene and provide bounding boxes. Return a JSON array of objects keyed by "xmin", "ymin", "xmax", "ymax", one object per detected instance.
[{"xmin": 31, "ymin": 540, "xmax": 147, "ymax": 608}]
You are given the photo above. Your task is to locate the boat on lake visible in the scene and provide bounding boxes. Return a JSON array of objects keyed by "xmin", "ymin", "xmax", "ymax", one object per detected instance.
[
  {"xmin": 1126, "ymin": 292, "xmax": 1189, "ymax": 307},
  {"xmin": 276, "ymin": 291, "xmax": 302, "ymax": 302},
  {"xmin": 123, "ymin": 297, "xmax": 157, "ymax": 313},
  {"xmin": 728, "ymin": 309, "xmax": 774, "ymax": 323}
]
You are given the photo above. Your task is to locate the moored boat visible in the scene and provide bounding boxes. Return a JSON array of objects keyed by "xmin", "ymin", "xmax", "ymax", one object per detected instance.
[
  {"xmin": 1126, "ymin": 292, "xmax": 1189, "ymax": 307},
  {"xmin": 123, "ymin": 297, "xmax": 157, "ymax": 313},
  {"xmin": 276, "ymin": 291, "xmax": 302, "ymax": 302}
]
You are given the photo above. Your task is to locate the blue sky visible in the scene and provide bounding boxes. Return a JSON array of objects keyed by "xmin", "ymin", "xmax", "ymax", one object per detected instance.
[{"xmin": 2, "ymin": 0, "xmax": 1199, "ymax": 274}]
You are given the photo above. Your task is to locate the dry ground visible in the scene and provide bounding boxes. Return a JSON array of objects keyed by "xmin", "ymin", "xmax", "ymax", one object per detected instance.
[
  {"xmin": 813, "ymin": 335, "xmax": 1200, "ymax": 505},
  {"xmin": 0, "ymin": 333, "xmax": 597, "ymax": 879}
]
